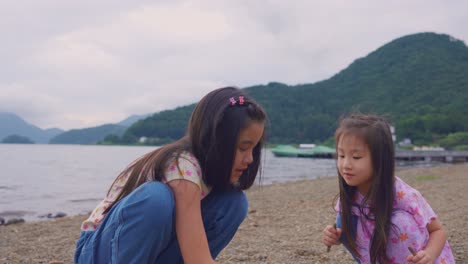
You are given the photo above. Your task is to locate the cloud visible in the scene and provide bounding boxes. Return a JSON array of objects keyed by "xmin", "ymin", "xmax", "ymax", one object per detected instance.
[{"xmin": 1, "ymin": 0, "xmax": 467, "ymax": 129}]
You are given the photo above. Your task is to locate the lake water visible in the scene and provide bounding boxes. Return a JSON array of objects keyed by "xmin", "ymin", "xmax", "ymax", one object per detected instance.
[{"xmin": 0, "ymin": 144, "xmax": 337, "ymax": 221}]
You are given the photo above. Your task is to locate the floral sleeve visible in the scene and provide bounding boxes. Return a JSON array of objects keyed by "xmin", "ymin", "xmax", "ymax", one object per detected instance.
[
  {"xmin": 395, "ymin": 177, "xmax": 437, "ymax": 227},
  {"xmin": 164, "ymin": 152, "xmax": 203, "ymax": 189}
]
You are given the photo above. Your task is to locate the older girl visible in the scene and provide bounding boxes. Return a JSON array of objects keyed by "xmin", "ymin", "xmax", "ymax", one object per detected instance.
[{"xmin": 75, "ymin": 87, "xmax": 267, "ymax": 263}]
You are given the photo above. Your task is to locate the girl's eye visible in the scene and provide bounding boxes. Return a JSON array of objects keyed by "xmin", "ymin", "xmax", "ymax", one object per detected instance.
[
  {"xmin": 338, "ymin": 155, "xmax": 345, "ymax": 158},
  {"xmin": 353, "ymin": 156, "xmax": 362, "ymax": 160}
]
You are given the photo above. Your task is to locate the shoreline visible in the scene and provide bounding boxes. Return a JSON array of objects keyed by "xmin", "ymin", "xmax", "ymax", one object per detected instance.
[
  {"xmin": 0, "ymin": 161, "xmax": 456, "ymax": 224},
  {"xmin": 1, "ymin": 164, "xmax": 467, "ymax": 263}
]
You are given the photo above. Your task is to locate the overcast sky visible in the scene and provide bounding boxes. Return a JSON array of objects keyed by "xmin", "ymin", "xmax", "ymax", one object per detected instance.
[{"xmin": 1, "ymin": 1, "xmax": 467, "ymax": 130}]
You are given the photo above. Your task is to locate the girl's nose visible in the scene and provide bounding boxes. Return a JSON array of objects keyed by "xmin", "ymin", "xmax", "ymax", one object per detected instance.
[
  {"xmin": 244, "ymin": 151, "xmax": 254, "ymax": 165},
  {"xmin": 343, "ymin": 157, "xmax": 352, "ymax": 168}
]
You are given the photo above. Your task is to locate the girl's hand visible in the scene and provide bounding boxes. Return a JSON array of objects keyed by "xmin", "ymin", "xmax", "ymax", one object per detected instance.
[
  {"xmin": 322, "ymin": 225, "xmax": 342, "ymax": 247},
  {"xmin": 406, "ymin": 218, "xmax": 446, "ymax": 263},
  {"xmin": 406, "ymin": 249, "xmax": 436, "ymax": 264}
]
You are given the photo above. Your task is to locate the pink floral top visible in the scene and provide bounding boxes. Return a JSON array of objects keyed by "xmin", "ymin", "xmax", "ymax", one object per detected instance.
[
  {"xmin": 81, "ymin": 151, "xmax": 211, "ymax": 231},
  {"xmin": 336, "ymin": 177, "xmax": 455, "ymax": 263}
]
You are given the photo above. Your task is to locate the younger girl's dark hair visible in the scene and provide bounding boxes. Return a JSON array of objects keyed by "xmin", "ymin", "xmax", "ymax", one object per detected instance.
[
  {"xmin": 105, "ymin": 87, "xmax": 267, "ymax": 213},
  {"xmin": 335, "ymin": 113, "xmax": 395, "ymax": 264}
]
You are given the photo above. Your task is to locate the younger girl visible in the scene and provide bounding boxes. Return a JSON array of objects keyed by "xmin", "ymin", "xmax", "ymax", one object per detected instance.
[
  {"xmin": 322, "ymin": 114, "xmax": 454, "ymax": 264},
  {"xmin": 74, "ymin": 87, "xmax": 267, "ymax": 263}
]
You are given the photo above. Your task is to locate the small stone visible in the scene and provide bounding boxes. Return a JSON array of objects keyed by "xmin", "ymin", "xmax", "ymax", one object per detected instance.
[
  {"xmin": 6, "ymin": 218, "xmax": 25, "ymax": 225},
  {"xmin": 46, "ymin": 212, "xmax": 67, "ymax": 218},
  {"xmin": 295, "ymin": 249, "xmax": 318, "ymax": 256},
  {"xmin": 54, "ymin": 212, "xmax": 67, "ymax": 218}
]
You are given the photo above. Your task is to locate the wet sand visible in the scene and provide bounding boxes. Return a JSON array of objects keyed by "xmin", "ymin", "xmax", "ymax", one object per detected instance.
[{"xmin": 1, "ymin": 164, "xmax": 466, "ymax": 263}]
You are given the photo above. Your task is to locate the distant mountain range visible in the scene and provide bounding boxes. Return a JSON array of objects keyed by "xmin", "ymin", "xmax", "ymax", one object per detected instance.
[
  {"xmin": 48, "ymin": 113, "xmax": 152, "ymax": 144},
  {"xmin": 0, "ymin": 112, "xmax": 63, "ymax": 143},
  {"xmin": 0, "ymin": 112, "xmax": 151, "ymax": 144},
  {"xmin": 2, "ymin": 32, "xmax": 468, "ymax": 146},
  {"xmin": 116, "ymin": 114, "xmax": 152, "ymax": 127}
]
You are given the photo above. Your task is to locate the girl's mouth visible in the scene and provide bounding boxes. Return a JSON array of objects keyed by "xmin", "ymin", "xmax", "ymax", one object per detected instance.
[{"xmin": 236, "ymin": 169, "xmax": 244, "ymax": 174}]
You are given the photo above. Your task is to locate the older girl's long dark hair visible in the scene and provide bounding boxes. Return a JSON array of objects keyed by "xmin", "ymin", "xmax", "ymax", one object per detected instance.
[
  {"xmin": 335, "ymin": 114, "xmax": 395, "ymax": 264},
  {"xmin": 105, "ymin": 87, "xmax": 267, "ymax": 213}
]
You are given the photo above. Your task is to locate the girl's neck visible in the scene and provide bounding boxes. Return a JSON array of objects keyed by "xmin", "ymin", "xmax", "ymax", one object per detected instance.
[{"xmin": 357, "ymin": 183, "xmax": 371, "ymax": 196}]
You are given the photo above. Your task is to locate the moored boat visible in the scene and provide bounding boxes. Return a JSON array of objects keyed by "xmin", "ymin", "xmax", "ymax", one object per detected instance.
[{"xmin": 271, "ymin": 144, "xmax": 335, "ymax": 158}]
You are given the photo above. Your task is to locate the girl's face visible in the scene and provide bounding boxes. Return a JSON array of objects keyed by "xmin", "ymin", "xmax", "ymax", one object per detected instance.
[
  {"xmin": 337, "ymin": 134, "xmax": 373, "ymax": 195},
  {"xmin": 230, "ymin": 121, "xmax": 264, "ymax": 184}
]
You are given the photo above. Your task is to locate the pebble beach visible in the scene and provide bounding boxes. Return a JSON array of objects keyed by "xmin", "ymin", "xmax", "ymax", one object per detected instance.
[{"xmin": 1, "ymin": 164, "xmax": 466, "ymax": 263}]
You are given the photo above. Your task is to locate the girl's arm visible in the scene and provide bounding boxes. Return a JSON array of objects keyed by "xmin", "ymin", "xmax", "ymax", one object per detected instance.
[
  {"xmin": 168, "ymin": 179, "xmax": 216, "ymax": 264},
  {"xmin": 407, "ymin": 218, "xmax": 447, "ymax": 263}
]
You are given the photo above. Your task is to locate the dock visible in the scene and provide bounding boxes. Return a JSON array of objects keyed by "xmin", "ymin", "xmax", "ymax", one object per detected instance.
[{"xmin": 395, "ymin": 150, "xmax": 468, "ymax": 163}]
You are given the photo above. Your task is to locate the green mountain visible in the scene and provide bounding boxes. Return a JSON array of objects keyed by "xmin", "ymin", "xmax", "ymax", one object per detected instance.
[
  {"xmin": 116, "ymin": 106, "xmax": 195, "ymax": 144},
  {"xmin": 116, "ymin": 113, "xmax": 152, "ymax": 127},
  {"xmin": 48, "ymin": 114, "xmax": 151, "ymax": 145},
  {"xmin": 49, "ymin": 124, "xmax": 127, "ymax": 144},
  {"xmin": 115, "ymin": 32, "xmax": 468, "ymax": 147}
]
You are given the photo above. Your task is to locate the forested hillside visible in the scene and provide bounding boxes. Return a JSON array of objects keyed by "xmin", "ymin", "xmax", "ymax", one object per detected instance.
[
  {"xmin": 49, "ymin": 124, "xmax": 127, "ymax": 145},
  {"xmin": 110, "ymin": 32, "xmax": 468, "ymax": 148}
]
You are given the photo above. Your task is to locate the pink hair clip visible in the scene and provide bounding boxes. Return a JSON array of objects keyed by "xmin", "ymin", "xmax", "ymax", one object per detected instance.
[
  {"xmin": 238, "ymin": 96, "xmax": 244, "ymax": 105},
  {"xmin": 229, "ymin": 97, "xmax": 236, "ymax": 106}
]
